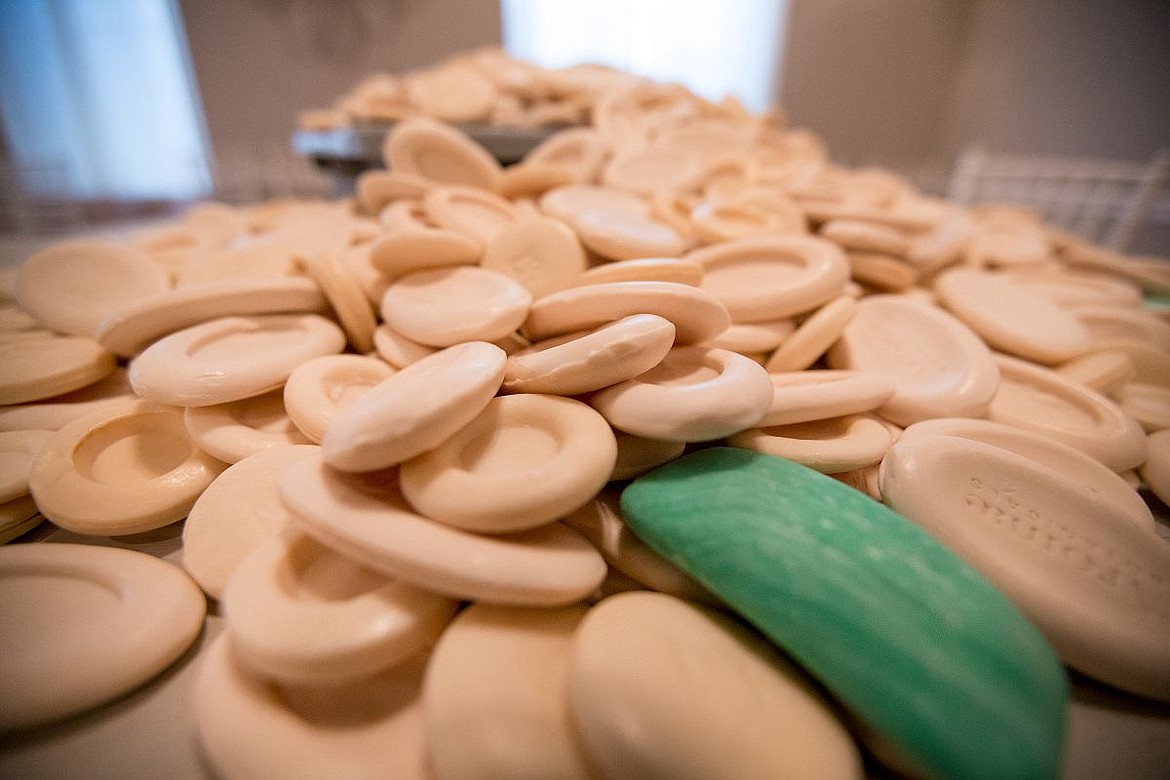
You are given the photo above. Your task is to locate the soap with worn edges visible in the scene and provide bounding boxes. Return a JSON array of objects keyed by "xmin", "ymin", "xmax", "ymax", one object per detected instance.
[{"xmin": 620, "ymin": 447, "xmax": 1068, "ymax": 780}]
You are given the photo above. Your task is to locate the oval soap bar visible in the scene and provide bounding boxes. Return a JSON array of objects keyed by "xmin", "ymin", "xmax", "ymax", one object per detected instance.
[{"xmin": 620, "ymin": 447, "xmax": 1068, "ymax": 780}]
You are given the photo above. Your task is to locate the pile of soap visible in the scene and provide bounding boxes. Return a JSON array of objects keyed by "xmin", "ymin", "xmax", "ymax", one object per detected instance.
[
  {"xmin": 2, "ymin": 69, "xmax": 1170, "ymax": 780},
  {"xmin": 299, "ymin": 46, "xmax": 690, "ymax": 131}
]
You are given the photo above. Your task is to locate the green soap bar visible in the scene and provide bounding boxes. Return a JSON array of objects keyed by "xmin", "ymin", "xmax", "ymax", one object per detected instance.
[{"xmin": 620, "ymin": 448, "xmax": 1068, "ymax": 780}]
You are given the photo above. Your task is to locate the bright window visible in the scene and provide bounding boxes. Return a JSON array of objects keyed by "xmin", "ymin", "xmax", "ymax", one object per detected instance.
[
  {"xmin": 500, "ymin": 0, "xmax": 786, "ymax": 111},
  {"xmin": 0, "ymin": 0, "xmax": 209, "ymax": 200}
]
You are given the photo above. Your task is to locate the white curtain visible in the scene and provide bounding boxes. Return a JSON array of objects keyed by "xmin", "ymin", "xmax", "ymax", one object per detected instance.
[
  {"xmin": 500, "ymin": 0, "xmax": 786, "ymax": 111},
  {"xmin": 0, "ymin": 0, "xmax": 210, "ymax": 200}
]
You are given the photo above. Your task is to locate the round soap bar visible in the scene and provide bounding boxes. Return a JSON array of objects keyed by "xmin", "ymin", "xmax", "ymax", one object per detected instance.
[
  {"xmin": 987, "ymin": 353, "xmax": 1147, "ymax": 471},
  {"xmin": 423, "ymin": 603, "xmax": 595, "ymax": 780},
  {"xmin": 826, "ymin": 295, "xmax": 1000, "ymax": 426},
  {"xmin": 686, "ymin": 235, "xmax": 850, "ymax": 322},
  {"xmin": 728, "ymin": 413, "xmax": 893, "ymax": 474},
  {"xmin": 933, "ymin": 267, "xmax": 1091, "ymax": 365},
  {"xmin": 0, "ymin": 543, "xmax": 205, "ymax": 730},
  {"xmin": 194, "ymin": 634, "xmax": 432, "ymax": 780},
  {"xmin": 899, "ymin": 417, "xmax": 1154, "ymax": 532},
  {"xmin": 130, "ymin": 314, "xmax": 346, "ymax": 407},
  {"xmin": 523, "ymin": 280, "xmax": 730, "ymax": 345},
  {"xmin": 322, "ymin": 341, "xmax": 506, "ymax": 472},
  {"xmin": 590, "ymin": 346, "xmax": 774, "ymax": 442},
  {"xmin": 283, "ymin": 354, "xmax": 394, "ymax": 443},
  {"xmin": 0, "ymin": 335, "xmax": 117, "ymax": 405},
  {"xmin": 95, "ymin": 277, "xmax": 327, "ymax": 357},
  {"xmin": 399, "ymin": 394, "xmax": 617, "ymax": 533},
  {"xmin": 1140, "ymin": 429, "xmax": 1170, "ymax": 506},
  {"xmin": 480, "ymin": 215, "xmax": 587, "ymax": 298},
  {"xmin": 382, "ymin": 117, "xmax": 502, "ymax": 191},
  {"xmin": 224, "ymin": 530, "xmax": 457, "ymax": 685},
  {"xmin": 0, "ymin": 429, "xmax": 53, "ymax": 503},
  {"xmin": 15, "ymin": 240, "xmax": 170, "ymax": 337},
  {"xmin": 183, "ymin": 444, "xmax": 320, "ymax": 599},
  {"xmin": 184, "ymin": 388, "xmax": 312, "ymax": 464},
  {"xmin": 568, "ymin": 591, "xmax": 863, "ymax": 780},
  {"xmin": 620, "ymin": 448, "xmax": 1068, "ymax": 780},
  {"xmin": 29, "ymin": 399, "xmax": 226, "ymax": 535},
  {"xmin": 368, "ymin": 226, "xmax": 482, "ymax": 280},
  {"xmin": 296, "ymin": 252, "xmax": 377, "ymax": 354},
  {"xmin": 281, "ymin": 453, "xmax": 606, "ymax": 606},
  {"xmin": 881, "ymin": 434, "xmax": 1170, "ymax": 701},
  {"xmin": 0, "ymin": 369, "xmax": 135, "ymax": 433},
  {"xmin": 503, "ymin": 314, "xmax": 675, "ymax": 396},
  {"xmin": 763, "ymin": 294, "xmax": 856, "ymax": 372},
  {"xmin": 381, "ymin": 265, "xmax": 531, "ymax": 347},
  {"xmin": 560, "ymin": 489, "xmax": 717, "ymax": 604},
  {"xmin": 760, "ymin": 370, "xmax": 896, "ymax": 427},
  {"xmin": 423, "ymin": 185, "xmax": 519, "ymax": 247}
]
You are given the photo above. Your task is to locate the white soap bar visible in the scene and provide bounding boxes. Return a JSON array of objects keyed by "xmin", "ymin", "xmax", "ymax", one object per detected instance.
[
  {"xmin": 322, "ymin": 341, "xmax": 505, "ymax": 472},
  {"xmin": 29, "ymin": 399, "xmax": 226, "ymax": 535},
  {"xmin": 881, "ymin": 434, "xmax": 1170, "ymax": 701},
  {"xmin": 15, "ymin": 240, "xmax": 170, "ymax": 337},
  {"xmin": 0, "ymin": 543, "xmax": 205, "ymax": 730},
  {"xmin": 194, "ymin": 634, "xmax": 432, "ymax": 780},
  {"xmin": 130, "ymin": 314, "xmax": 346, "ymax": 407},
  {"xmin": 591, "ymin": 345, "xmax": 774, "ymax": 442},
  {"xmin": 423, "ymin": 603, "xmax": 595, "ymax": 780},
  {"xmin": 399, "ymin": 394, "xmax": 617, "ymax": 534},
  {"xmin": 827, "ymin": 295, "xmax": 1000, "ymax": 426},
  {"xmin": 280, "ymin": 453, "xmax": 607, "ymax": 606},
  {"xmin": 183, "ymin": 444, "xmax": 320, "ymax": 599},
  {"xmin": 568, "ymin": 592, "xmax": 863, "ymax": 780},
  {"xmin": 224, "ymin": 529, "xmax": 457, "ymax": 685},
  {"xmin": 184, "ymin": 388, "xmax": 312, "ymax": 464},
  {"xmin": 986, "ymin": 353, "xmax": 1147, "ymax": 471}
]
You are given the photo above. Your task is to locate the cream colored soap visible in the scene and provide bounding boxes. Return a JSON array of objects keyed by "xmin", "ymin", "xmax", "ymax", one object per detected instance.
[
  {"xmin": 423, "ymin": 603, "xmax": 595, "ymax": 780},
  {"xmin": 503, "ymin": 314, "xmax": 675, "ymax": 396},
  {"xmin": 568, "ymin": 592, "xmax": 863, "ymax": 780},
  {"xmin": 424, "ymin": 185, "xmax": 519, "ymax": 246},
  {"xmin": 95, "ymin": 277, "xmax": 327, "ymax": 357},
  {"xmin": 1140, "ymin": 429, "xmax": 1170, "ymax": 507},
  {"xmin": 280, "ymin": 453, "xmax": 607, "ymax": 605},
  {"xmin": 185, "ymin": 388, "xmax": 312, "ymax": 464},
  {"xmin": 764, "ymin": 294, "xmax": 856, "ymax": 372},
  {"xmin": 882, "ymin": 435, "xmax": 1170, "ymax": 701},
  {"xmin": 399, "ymin": 394, "xmax": 617, "ymax": 533},
  {"xmin": 480, "ymin": 216, "xmax": 586, "ymax": 298},
  {"xmin": 0, "ymin": 543, "xmax": 205, "ymax": 730},
  {"xmin": 0, "ymin": 369, "xmax": 134, "ymax": 432},
  {"xmin": 898, "ymin": 417, "xmax": 1154, "ymax": 532},
  {"xmin": 590, "ymin": 345, "xmax": 774, "ymax": 442},
  {"xmin": 760, "ymin": 370, "xmax": 896, "ymax": 427},
  {"xmin": 283, "ymin": 354, "xmax": 394, "ymax": 443},
  {"xmin": 576, "ymin": 257, "xmax": 704, "ymax": 287},
  {"xmin": 827, "ymin": 295, "xmax": 1000, "ymax": 426},
  {"xmin": 523, "ymin": 281, "xmax": 730, "ymax": 345},
  {"xmin": 194, "ymin": 635, "xmax": 432, "ymax": 780},
  {"xmin": 0, "ymin": 429, "xmax": 53, "ymax": 503},
  {"xmin": 15, "ymin": 240, "xmax": 171, "ymax": 337},
  {"xmin": 368, "ymin": 226, "xmax": 482, "ymax": 280},
  {"xmin": 372, "ymin": 323, "xmax": 439, "ymax": 368},
  {"xmin": 29, "ymin": 399, "xmax": 226, "ymax": 535},
  {"xmin": 987, "ymin": 354, "xmax": 1147, "ymax": 471},
  {"xmin": 130, "ymin": 314, "xmax": 346, "ymax": 407},
  {"xmin": 224, "ymin": 529, "xmax": 457, "ymax": 685},
  {"xmin": 322, "ymin": 341, "xmax": 505, "ymax": 472},
  {"xmin": 381, "ymin": 265, "xmax": 531, "ymax": 347},
  {"xmin": 933, "ymin": 267, "xmax": 1091, "ymax": 365},
  {"xmin": 561, "ymin": 490, "xmax": 717, "ymax": 604},
  {"xmin": 383, "ymin": 118, "xmax": 502, "ymax": 191},
  {"xmin": 0, "ymin": 335, "xmax": 117, "ymax": 405},
  {"xmin": 729, "ymin": 414, "xmax": 894, "ymax": 473},
  {"xmin": 686, "ymin": 235, "xmax": 850, "ymax": 322},
  {"xmin": 296, "ymin": 252, "xmax": 377, "ymax": 353}
]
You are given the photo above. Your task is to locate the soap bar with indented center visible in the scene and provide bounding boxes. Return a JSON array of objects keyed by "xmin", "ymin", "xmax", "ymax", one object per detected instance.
[{"xmin": 620, "ymin": 447, "xmax": 1068, "ymax": 780}]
